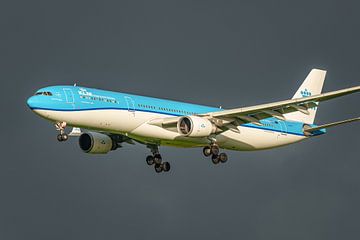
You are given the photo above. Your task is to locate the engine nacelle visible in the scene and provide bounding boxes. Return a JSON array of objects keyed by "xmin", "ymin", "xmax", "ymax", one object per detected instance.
[
  {"xmin": 79, "ymin": 132, "xmax": 116, "ymax": 154},
  {"xmin": 177, "ymin": 116, "xmax": 216, "ymax": 137}
]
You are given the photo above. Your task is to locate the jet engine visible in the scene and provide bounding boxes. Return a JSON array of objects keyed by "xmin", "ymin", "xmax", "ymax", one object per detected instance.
[
  {"xmin": 79, "ymin": 132, "xmax": 117, "ymax": 154},
  {"xmin": 177, "ymin": 116, "xmax": 216, "ymax": 137}
]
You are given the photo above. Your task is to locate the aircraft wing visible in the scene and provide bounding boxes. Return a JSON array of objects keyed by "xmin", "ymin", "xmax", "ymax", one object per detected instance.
[
  {"xmin": 149, "ymin": 85, "xmax": 360, "ymax": 129},
  {"xmin": 68, "ymin": 127, "xmax": 82, "ymax": 136},
  {"xmin": 202, "ymin": 85, "xmax": 360, "ymax": 126}
]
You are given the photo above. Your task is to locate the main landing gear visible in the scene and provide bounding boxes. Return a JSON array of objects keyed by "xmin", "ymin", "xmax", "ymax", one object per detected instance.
[
  {"xmin": 55, "ymin": 122, "xmax": 68, "ymax": 142},
  {"xmin": 203, "ymin": 144, "xmax": 228, "ymax": 165},
  {"xmin": 146, "ymin": 145, "xmax": 170, "ymax": 173}
]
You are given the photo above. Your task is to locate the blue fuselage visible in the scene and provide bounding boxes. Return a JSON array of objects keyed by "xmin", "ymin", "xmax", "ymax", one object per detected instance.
[{"xmin": 27, "ymin": 85, "xmax": 325, "ymax": 138}]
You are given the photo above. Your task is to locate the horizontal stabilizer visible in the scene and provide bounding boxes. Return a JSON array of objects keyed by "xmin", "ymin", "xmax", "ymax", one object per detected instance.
[{"xmin": 304, "ymin": 117, "xmax": 360, "ymax": 133}]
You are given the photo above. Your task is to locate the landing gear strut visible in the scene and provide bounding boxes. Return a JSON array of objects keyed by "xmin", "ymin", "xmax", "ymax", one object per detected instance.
[
  {"xmin": 55, "ymin": 122, "xmax": 68, "ymax": 142},
  {"xmin": 203, "ymin": 143, "xmax": 228, "ymax": 165},
  {"xmin": 146, "ymin": 145, "xmax": 170, "ymax": 173}
]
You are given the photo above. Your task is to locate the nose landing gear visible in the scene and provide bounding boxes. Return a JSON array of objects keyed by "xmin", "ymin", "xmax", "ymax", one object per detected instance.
[
  {"xmin": 55, "ymin": 122, "xmax": 68, "ymax": 142},
  {"xmin": 146, "ymin": 145, "xmax": 170, "ymax": 173},
  {"xmin": 203, "ymin": 144, "xmax": 228, "ymax": 165}
]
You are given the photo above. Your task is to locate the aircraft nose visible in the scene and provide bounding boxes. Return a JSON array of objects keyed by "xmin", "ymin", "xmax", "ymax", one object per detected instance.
[{"xmin": 27, "ymin": 96, "xmax": 37, "ymax": 109}]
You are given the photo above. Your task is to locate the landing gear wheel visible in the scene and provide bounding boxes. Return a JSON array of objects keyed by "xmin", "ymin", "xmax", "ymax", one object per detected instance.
[
  {"xmin": 146, "ymin": 155, "xmax": 155, "ymax": 165},
  {"xmin": 210, "ymin": 145, "xmax": 220, "ymax": 155},
  {"xmin": 55, "ymin": 122, "xmax": 68, "ymax": 142},
  {"xmin": 61, "ymin": 133, "xmax": 68, "ymax": 141},
  {"xmin": 203, "ymin": 146, "xmax": 212, "ymax": 157},
  {"xmin": 57, "ymin": 133, "xmax": 68, "ymax": 142},
  {"xmin": 211, "ymin": 154, "xmax": 220, "ymax": 164},
  {"xmin": 219, "ymin": 153, "xmax": 228, "ymax": 163},
  {"xmin": 57, "ymin": 134, "xmax": 63, "ymax": 142},
  {"xmin": 154, "ymin": 154, "xmax": 162, "ymax": 164},
  {"xmin": 154, "ymin": 163, "xmax": 163, "ymax": 173},
  {"xmin": 162, "ymin": 162, "xmax": 171, "ymax": 172}
]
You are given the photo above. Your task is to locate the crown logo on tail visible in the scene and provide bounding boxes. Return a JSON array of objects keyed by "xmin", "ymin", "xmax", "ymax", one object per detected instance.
[{"xmin": 300, "ymin": 89, "xmax": 312, "ymax": 97}]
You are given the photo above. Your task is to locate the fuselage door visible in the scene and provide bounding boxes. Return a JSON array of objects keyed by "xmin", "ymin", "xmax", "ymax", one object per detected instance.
[
  {"xmin": 278, "ymin": 120, "xmax": 288, "ymax": 136},
  {"xmin": 124, "ymin": 96, "xmax": 135, "ymax": 116},
  {"xmin": 63, "ymin": 88, "xmax": 75, "ymax": 108}
]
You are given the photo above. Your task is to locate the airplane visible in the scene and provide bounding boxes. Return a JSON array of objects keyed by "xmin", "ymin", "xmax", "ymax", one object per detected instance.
[{"xmin": 26, "ymin": 69, "xmax": 360, "ymax": 173}]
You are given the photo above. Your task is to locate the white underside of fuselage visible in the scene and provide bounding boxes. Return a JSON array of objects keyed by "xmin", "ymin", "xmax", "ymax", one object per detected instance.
[{"xmin": 33, "ymin": 109, "xmax": 307, "ymax": 151}]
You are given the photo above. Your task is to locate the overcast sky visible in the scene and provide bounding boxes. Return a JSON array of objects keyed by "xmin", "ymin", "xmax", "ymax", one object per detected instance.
[{"xmin": 1, "ymin": 1, "xmax": 359, "ymax": 239}]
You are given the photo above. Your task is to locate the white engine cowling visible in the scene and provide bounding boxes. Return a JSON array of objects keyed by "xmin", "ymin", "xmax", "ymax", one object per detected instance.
[
  {"xmin": 79, "ymin": 132, "xmax": 116, "ymax": 154},
  {"xmin": 177, "ymin": 116, "xmax": 216, "ymax": 137}
]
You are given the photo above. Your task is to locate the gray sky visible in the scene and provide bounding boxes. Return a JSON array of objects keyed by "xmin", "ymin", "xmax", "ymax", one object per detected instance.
[{"xmin": 1, "ymin": 1, "xmax": 359, "ymax": 239}]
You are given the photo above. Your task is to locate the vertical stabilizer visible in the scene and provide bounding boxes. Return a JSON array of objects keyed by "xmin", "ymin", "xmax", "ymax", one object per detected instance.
[{"xmin": 285, "ymin": 69, "xmax": 327, "ymax": 124}]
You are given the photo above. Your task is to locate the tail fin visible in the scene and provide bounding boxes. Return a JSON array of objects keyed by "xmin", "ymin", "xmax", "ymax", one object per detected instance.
[{"xmin": 285, "ymin": 69, "xmax": 327, "ymax": 124}]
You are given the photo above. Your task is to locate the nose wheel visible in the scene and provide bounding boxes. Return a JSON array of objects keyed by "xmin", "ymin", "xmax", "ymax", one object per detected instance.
[
  {"xmin": 146, "ymin": 145, "xmax": 171, "ymax": 173},
  {"xmin": 203, "ymin": 144, "xmax": 228, "ymax": 165},
  {"xmin": 57, "ymin": 133, "xmax": 68, "ymax": 142},
  {"xmin": 55, "ymin": 122, "xmax": 68, "ymax": 142}
]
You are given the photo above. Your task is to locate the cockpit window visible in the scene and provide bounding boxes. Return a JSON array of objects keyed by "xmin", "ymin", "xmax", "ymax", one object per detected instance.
[{"xmin": 34, "ymin": 91, "xmax": 53, "ymax": 96}]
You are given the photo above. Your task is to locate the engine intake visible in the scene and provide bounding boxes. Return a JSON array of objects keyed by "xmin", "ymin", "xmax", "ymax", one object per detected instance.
[
  {"xmin": 79, "ymin": 132, "xmax": 116, "ymax": 154},
  {"xmin": 177, "ymin": 116, "xmax": 216, "ymax": 137}
]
